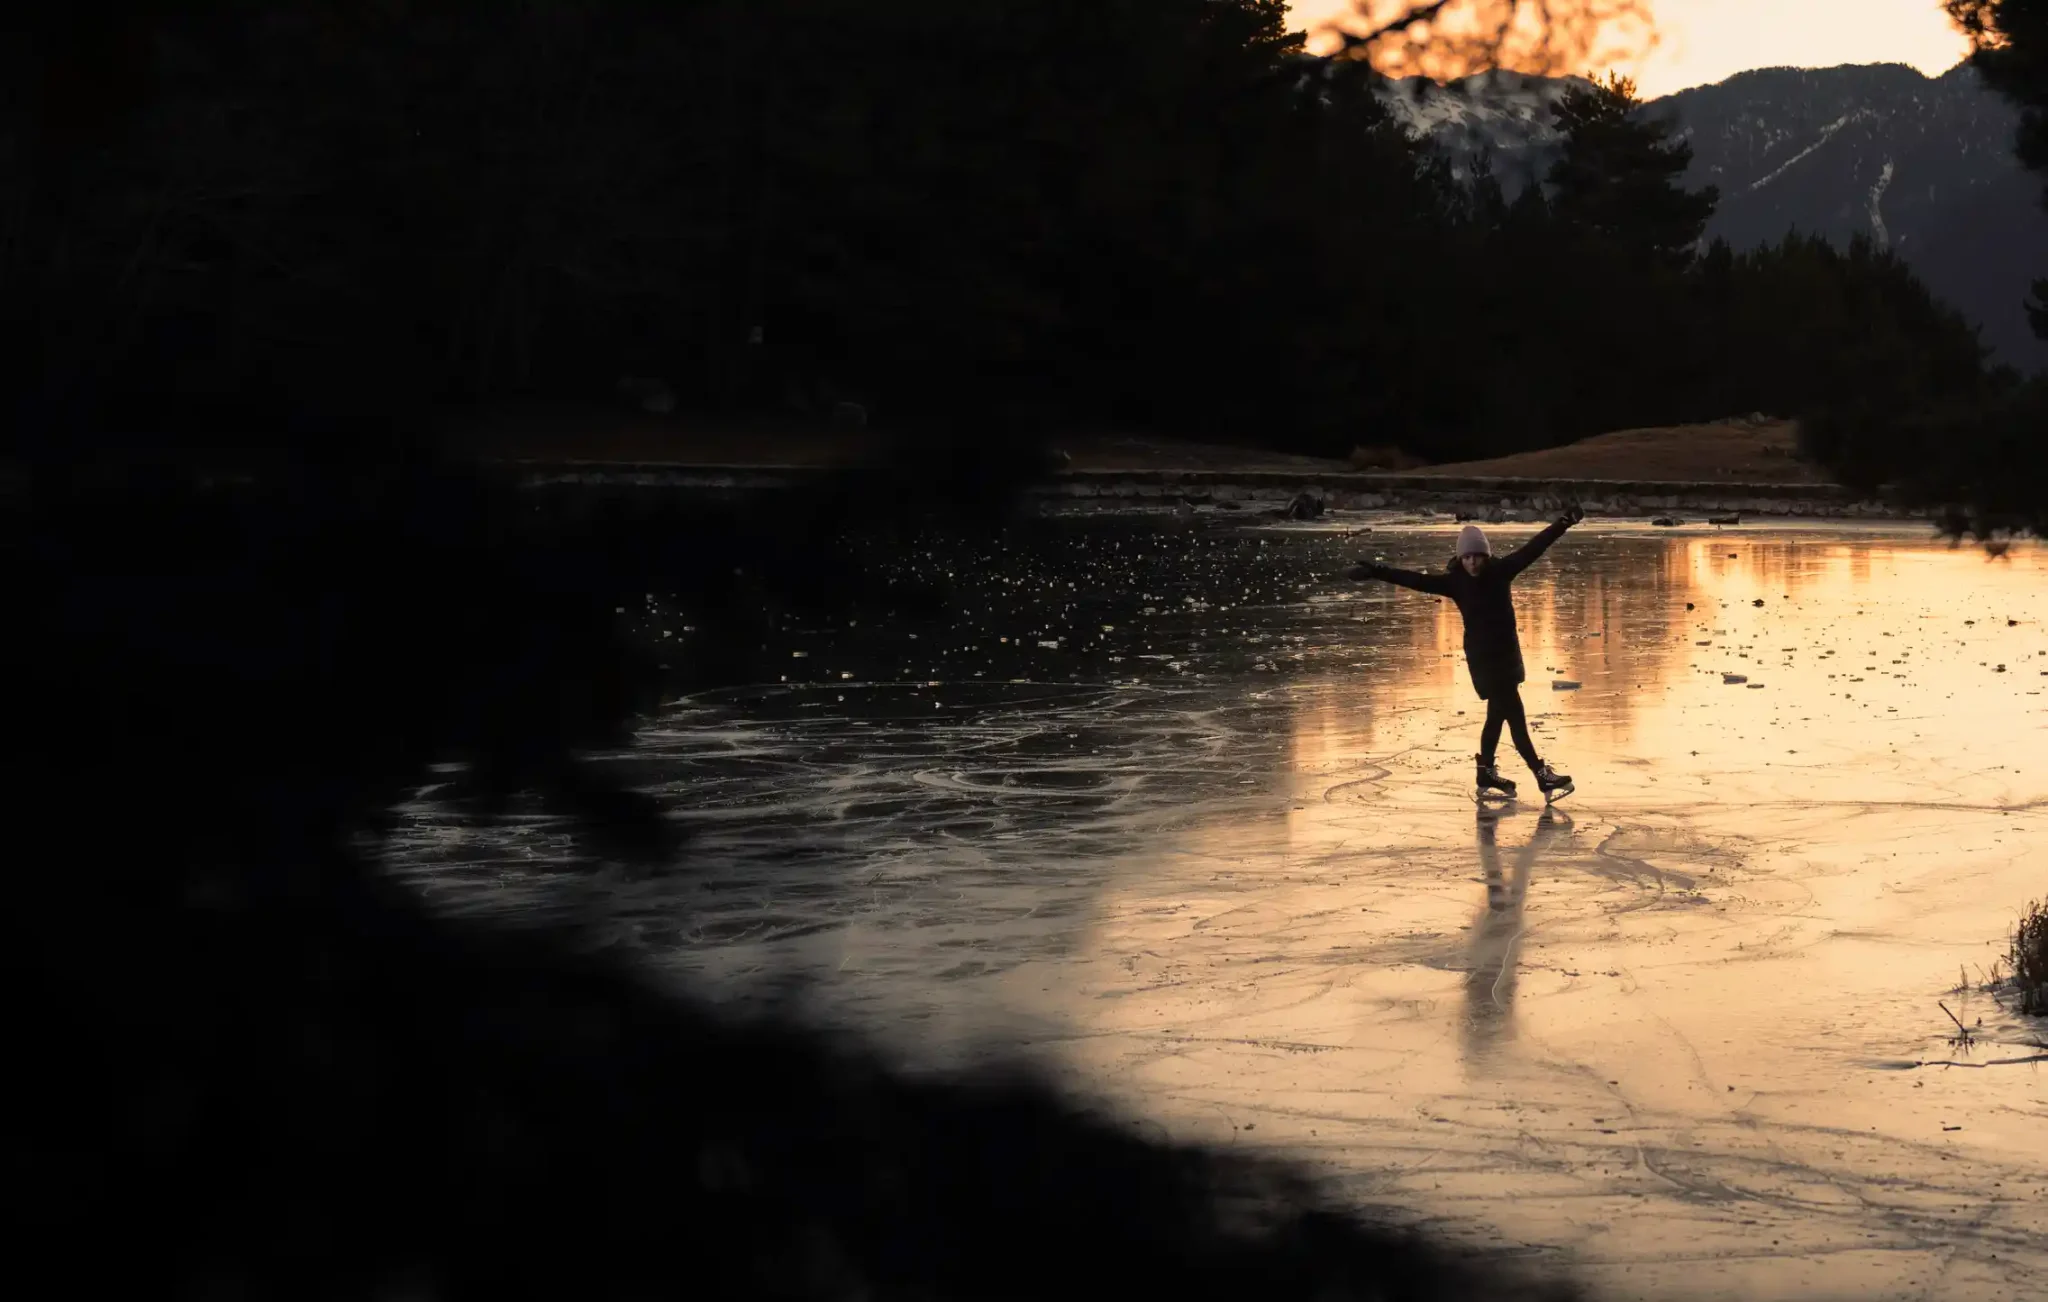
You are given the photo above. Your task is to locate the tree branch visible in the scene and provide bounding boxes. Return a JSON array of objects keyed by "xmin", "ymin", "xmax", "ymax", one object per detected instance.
[
  {"xmin": 1320, "ymin": 0, "xmax": 1657, "ymax": 84},
  {"xmin": 1333, "ymin": 0, "xmax": 1458, "ymax": 57}
]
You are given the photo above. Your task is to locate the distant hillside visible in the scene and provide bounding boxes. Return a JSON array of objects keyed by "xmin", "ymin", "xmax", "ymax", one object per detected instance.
[{"xmin": 1415, "ymin": 418, "xmax": 1831, "ymax": 485}]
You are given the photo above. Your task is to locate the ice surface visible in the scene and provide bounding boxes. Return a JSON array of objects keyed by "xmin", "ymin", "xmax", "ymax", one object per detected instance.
[{"xmin": 387, "ymin": 519, "xmax": 2048, "ymax": 1300}]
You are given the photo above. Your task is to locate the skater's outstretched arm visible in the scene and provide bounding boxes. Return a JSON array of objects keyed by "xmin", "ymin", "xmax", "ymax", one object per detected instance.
[
  {"xmin": 1493, "ymin": 507, "xmax": 1581, "ymax": 581},
  {"xmin": 1347, "ymin": 560, "xmax": 1454, "ymax": 596}
]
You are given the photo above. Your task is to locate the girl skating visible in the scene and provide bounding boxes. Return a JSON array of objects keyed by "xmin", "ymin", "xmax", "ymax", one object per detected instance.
[{"xmin": 1348, "ymin": 507, "xmax": 1583, "ymax": 802}]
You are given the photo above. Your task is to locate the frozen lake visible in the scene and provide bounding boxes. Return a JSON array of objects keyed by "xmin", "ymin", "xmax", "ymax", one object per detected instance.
[{"xmin": 390, "ymin": 517, "xmax": 2047, "ymax": 1301}]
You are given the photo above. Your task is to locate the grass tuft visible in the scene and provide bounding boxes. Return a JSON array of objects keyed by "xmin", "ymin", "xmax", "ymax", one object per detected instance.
[{"xmin": 2015, "ymin": 899, "xmax": 2047, "ymax": 1017}]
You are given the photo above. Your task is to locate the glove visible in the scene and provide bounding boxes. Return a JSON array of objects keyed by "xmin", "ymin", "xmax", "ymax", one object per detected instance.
[
  {"xmin": 1346, "ymin": 561, "xmax": 1381, "ymax": 582},
  {"xmin": 1559, "ymin": 503, "xmax": 1585, "ymax": 527}
]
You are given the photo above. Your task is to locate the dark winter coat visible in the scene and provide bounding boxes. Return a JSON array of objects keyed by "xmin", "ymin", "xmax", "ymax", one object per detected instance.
[{"xmin": 1364, "ymin": 519, "xmax": 1569, "ymax": 700}]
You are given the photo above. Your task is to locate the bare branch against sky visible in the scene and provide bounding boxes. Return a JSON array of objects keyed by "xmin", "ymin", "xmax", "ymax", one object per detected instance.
[
  {"xmin": 1943, "ymin": 0, "xmax": 2014, "ymax": 50},
  {"xmin": 1325, "ymin": 0, "xmax": 1657, "ymax": 82}
]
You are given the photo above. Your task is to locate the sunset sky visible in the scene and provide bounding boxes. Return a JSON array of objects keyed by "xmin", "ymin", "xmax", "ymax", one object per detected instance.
[{"xmin": 1286, "ymin": 0, "xmax": 1975, "ymax": 98}]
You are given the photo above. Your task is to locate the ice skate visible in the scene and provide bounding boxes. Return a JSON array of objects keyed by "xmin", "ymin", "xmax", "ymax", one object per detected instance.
[
  {"xmin": 1533, "ymin": 759, "xmax": 1573, "ymax": 803},
  {"xmin": 1475, "ymin": 755, "xmax": 1517, "ymax": 802}
]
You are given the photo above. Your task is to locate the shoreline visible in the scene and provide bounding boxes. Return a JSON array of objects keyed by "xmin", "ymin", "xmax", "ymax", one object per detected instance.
[{"xmin": 504, "ymin": 459, "xmax": 1904, "ymax": 521}]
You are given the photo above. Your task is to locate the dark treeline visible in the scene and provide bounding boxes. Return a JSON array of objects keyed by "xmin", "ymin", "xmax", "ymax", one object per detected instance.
[{"xmin": 3, "ymin": 0, "xmax": 2004, "ymax": 466}]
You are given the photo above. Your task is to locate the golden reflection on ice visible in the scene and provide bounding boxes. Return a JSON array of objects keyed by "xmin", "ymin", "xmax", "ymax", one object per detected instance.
[{"xmin": 1061, "ymin": 526, "xmax": 2048, "ymax": 1300}]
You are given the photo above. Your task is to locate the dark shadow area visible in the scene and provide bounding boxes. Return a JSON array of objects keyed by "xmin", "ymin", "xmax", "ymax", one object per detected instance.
[
  {"xmin": 5, "ymin": 10, "xmax": 1590, "ymax": 1289},
  {"xmin": 16, "ymin": 447, "xmax": 1587, "ymax": 1300}
]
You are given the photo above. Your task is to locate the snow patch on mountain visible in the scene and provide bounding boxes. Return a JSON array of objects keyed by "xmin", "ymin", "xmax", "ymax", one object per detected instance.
[
  {"xmin": 1746, "ymin": 111, "xmax": 1863, "ymax": 193},
  {"xmin": 1374, "ymin": 71, "xmax": 1589, "ymax": 147},
  {"xmin": 1867, "ymin": 158, "xmax": 1895, "ymax": 248}
]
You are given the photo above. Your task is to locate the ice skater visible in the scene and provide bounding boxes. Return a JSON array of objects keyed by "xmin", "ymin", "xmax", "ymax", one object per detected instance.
[{"xmin": 1347, "ymin": 506, "xmax": 1583, "ymax": 802}]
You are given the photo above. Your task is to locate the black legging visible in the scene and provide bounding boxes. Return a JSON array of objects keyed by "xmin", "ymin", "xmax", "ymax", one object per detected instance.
[{"xmin": 1480, "ymin": 688, "xmax": 1540, "ymax": 769}]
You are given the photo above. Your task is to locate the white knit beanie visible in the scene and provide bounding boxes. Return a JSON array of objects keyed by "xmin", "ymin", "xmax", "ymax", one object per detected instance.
[{"xmin": 1456, "ymin": 524, "xmax": 1491, "ymax": 557}]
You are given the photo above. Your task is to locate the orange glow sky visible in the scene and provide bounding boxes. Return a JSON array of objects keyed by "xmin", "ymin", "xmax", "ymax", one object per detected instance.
[{"xmin": 1287, "ymin": 0, "xmax": 1974, "ymax": 98}]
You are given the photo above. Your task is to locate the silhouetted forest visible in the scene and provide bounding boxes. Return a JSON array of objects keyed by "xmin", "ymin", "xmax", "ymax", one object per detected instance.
[{"xmin": 4, "ymin": 1, "xmax": 2005, "ymax": 466}]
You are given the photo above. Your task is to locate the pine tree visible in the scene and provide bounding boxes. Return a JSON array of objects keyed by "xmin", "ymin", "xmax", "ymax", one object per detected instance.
[{"xmin": 1544, "ymin": 72, "xmax": 1718, "ymax": 269}]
